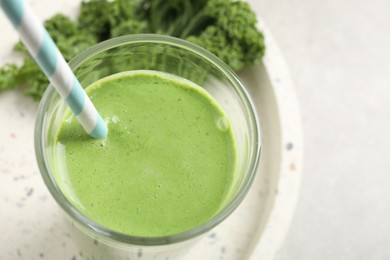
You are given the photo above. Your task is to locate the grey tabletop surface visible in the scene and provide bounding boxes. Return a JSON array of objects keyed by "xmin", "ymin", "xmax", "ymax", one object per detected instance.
[
  {"xmin": 0, "ymin": 0, "xmax": 389, "ymax": 259},
  {"xmin": 248, "ymin": 0, "xmax": 390, "ymax": 259}
]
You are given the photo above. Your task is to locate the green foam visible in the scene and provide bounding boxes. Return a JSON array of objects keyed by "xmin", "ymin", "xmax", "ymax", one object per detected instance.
[{"xmin": 55, "ymin": 70, "xmax": 237, "ymax": 237}]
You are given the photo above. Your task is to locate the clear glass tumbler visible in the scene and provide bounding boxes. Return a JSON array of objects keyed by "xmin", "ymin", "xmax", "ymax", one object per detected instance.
[{"xmin": 35, "ymin": 34, "xmax": 261, "ymax": 260}]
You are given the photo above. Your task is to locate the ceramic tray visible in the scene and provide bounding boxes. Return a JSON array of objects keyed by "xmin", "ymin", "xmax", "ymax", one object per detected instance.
[{"xmin": 0, "ymin": 2, "xmax": 302, "ymax": 259}]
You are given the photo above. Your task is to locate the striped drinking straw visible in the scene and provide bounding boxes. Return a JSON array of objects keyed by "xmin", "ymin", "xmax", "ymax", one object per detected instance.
[{"xmin": 0, "ymin": 0, "xmax": 108, "ymax": 139}]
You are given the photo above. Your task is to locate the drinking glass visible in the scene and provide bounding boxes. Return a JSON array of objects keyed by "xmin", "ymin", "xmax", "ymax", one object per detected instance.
[{"xmin": 35, "ymin": 34, "xmax": 261, "ymax": 260}]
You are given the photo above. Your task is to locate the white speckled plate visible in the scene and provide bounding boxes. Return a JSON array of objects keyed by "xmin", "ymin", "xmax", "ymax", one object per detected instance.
[{"xmin": 0, "ymin": 2, "xmax": 302, "ymax": 259}]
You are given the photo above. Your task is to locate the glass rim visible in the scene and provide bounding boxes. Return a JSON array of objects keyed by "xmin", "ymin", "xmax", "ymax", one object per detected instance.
[{"xmin": 34, "ymin": 34, "xmax": 261, "ymax": 246}]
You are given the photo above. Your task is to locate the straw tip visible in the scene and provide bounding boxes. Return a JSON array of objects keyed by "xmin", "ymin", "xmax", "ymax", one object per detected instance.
[{"xmin": 89, "ymin": 117, "xmax": 108, "ymax": 139}]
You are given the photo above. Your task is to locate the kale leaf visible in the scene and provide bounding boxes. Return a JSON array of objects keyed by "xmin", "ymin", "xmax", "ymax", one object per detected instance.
[{"xmin": 0, "ymin": 0, "xmax": 265, "ymax": 100}]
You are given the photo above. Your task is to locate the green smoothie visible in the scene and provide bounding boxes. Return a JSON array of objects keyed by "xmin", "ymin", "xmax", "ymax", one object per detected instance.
[{"xmin": 55, "ymin": 70, "xmax": 236, "ymax": 237}]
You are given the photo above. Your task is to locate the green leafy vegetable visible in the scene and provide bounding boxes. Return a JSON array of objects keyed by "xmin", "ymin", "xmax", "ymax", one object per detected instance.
[
  {"xmin": 2, "ymin": 14, "xmax": 98, "ymax": 100},
  {"xmin": 78, "ymin": 0, "xmax": 145, "ymax": 39},
  {"xmin": 19, "ymin": 59, "xmax": 50, "ymax": 100},
  {"xmin": 140, "ymin": 0, "xmax": 265, "ymax": 70},
  {"xmin": 0, "ymin": 64, "xmax": 20, "ymax": 91},
  {"xmin": 110, "ymin": 20, "xmax": 149, "ymax": 38},
  {"xmin": 45, "ymin": 14, "xmax": 98, "ymax": 61},
  {"xmin": 0, "ymin": 0, "xmax": 265, "ymax": 100}
]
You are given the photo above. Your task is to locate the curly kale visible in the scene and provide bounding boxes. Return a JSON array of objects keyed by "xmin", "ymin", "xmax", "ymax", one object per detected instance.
[
  {"xmin": 77, "ymin": 0, "xmax": 112, "ymax": 40},
  {"xmin": 78, "ymin": 0, "xmax": 146, "ymax": 39},
  {"xmin": 45, "ymin": 14, "xmax": 98, "ymax": 61},
  {"xmin": 110, "ymin": 20, "xmax": 149, "ymax": 38},
  {"xmin": 0, "ymin": 0, "xmax": 265, "ymax": 100},
  {"xmin": 3, "ymin": 14, "xmax": 97, "ymax": 100},
  {"xmin": 139, "ymin": 0, "xmax": 208, "ymax": 36},
  {"xmin": 0, "ymin": 64, "xmax": 20, "ymax": 91},
  {"xmin": 142, "ymin": 0, "xmax": 265, "ymax": 71}
]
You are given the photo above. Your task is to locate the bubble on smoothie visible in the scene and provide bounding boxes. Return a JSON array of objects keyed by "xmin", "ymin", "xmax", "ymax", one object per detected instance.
[
  {"xmin": 112, "ymin": 116, "xmax": 120, "ymax": 124},
  {"xmin": 64, "ymin": 115, "xmax": 73, "ymax": 124},
  {"xmin": 215, "ymin": 117, "xmax": 230, "ymax": 131},
  {"xmin": 103, "ymin": 116, "xmax": 120, "ymax": 126}
]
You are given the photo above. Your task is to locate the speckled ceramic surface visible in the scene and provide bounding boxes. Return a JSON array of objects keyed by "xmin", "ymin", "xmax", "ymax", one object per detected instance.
[{"xmin": 0, "ymin": 1, "xmax": 302, "ymax": 259}]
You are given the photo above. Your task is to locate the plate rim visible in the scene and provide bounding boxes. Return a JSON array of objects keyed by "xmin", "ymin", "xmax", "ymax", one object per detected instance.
[{"xmin": 248, "ymin": 18, "xmax": 303, "ymax": 260}]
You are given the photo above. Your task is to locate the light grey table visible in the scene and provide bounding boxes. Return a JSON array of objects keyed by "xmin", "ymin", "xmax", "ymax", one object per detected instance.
[
  {"xmin": 248, "ymin": 0, "xmax": 390, "ymax": 259},
  {"xmin": 1, "ymin": 0, "xmax": 389, "ymax": 259}
]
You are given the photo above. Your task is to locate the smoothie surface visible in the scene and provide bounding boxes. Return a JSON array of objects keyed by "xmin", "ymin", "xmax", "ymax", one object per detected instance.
[{"xmin": 55, "ymin": 70, "xmax": 236, "ymax": 237}]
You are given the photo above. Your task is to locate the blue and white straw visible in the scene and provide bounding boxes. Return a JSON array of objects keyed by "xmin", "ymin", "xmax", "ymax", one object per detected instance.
[{"xmin": 1, "ymin": 0, "xmax": 108, "ymax": 139}]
